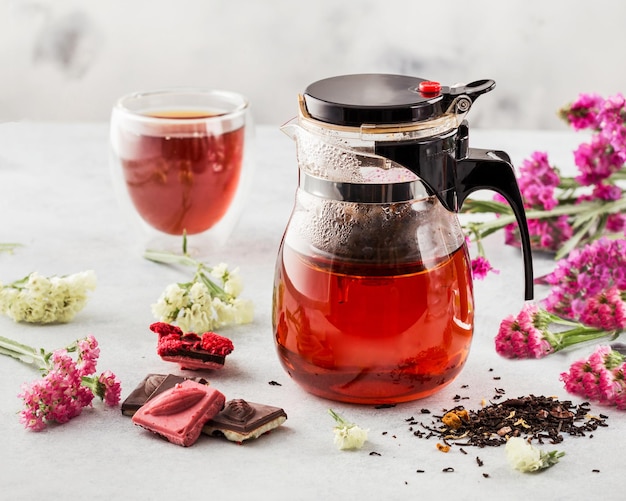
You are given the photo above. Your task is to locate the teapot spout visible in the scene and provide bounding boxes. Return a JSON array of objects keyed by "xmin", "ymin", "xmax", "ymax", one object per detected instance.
[{"xmin": 280, "ymin": 117, "xmax": 300, "ymax": 140}]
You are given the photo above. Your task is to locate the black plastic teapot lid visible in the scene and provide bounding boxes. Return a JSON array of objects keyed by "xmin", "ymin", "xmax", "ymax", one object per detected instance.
[{"xmin": 303, "ymin": 74, "xmax": 495, "ymax": 126}]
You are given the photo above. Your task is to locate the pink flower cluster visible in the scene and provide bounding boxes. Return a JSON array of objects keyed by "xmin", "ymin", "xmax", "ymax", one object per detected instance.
[
  {"xmin": 566, "ymin": 92, "xmax": 626, "ymax": 203},
  {"xmin": 567, "ymin": 92, "xmax": 626, "ymax": 163},
  {"xmin": 579, "ymin": 287, "xmax": 626, "ymax": 331},
  {"xmin": 18, "ymin": 335, "xmax": 121, "ymax": 431},
  {"xmin": 496, "ymin": 92, "xmax": 626, "ymax": 255},
  {"xmin": 542, "ymin": 238, "xmax": 626, "ymax": 324},
  {"xmin": 495, "ymin": 301, "xmax": 617, "ymax": 360},
  {"xmin": 495, "ymin": 303, "xmax": 554, "ymax": 359},
  {"xmin": 561, "ymin": 345, "xmax": 626, "ymax": 409},
  {"xmin": 471, "ymin": 256, "xmax": 498, "ymax": 281},
  {"xmin": 517, "ymin": 151, "xmax": 561, "ymax": 211},
  {"xmin": 495, "ymin": 153, "xmax": 574, "ymax": 252}
]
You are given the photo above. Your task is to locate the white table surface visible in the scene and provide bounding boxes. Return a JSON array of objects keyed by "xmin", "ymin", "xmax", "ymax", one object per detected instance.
[{"xmin": 1, "ymin": 123, "xmax": 623, "ymax": 500}]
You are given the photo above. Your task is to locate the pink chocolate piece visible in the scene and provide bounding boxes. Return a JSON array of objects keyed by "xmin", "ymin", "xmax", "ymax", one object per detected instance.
[{"xmin": 132, "ymin": 380, "xmax": 225, "ymax": 447}]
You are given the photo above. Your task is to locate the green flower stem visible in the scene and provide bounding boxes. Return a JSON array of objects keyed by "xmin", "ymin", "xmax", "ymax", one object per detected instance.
[
  {"xmin": 144, "ymin": 249, "xmax": 199, "ymax": 269},
  {"xmin": 463, "ymin": 195, "xmax": 626, "ymax": 259},
  {"xmin": 540, "ymin": 450, "xmax": 566, "ymax": 469},
  {"xmin": 546, "ymin": 327, "xmax": 620, "ymax": 352},
  {"xmin": 0, "ymin": 243, "xmax": 21, "ymax": 254},
  {"xmin": 1, "ymin": 274, "xmax": 31, "ymax": 290},
  {"xmin": 195, "ymin": 268, "xmax": 230, "ymax": 302},
  {"xmin": 467, "ymin": 199, "xmax": 607, "ymax": 233},
  {"xmin": 0, "ymin": 335, "xmax": 47, "ymax": 368},
  {"xmin": 328, "ymin": 408, "xmax": 350, "ymax": 427},
  {"xmin": 144, "ymin": 249, "xmax": 231, "ymax": 302},
  {"xmin": 81, "ymin": 375, "xmax": 104, "ymax": 400}
]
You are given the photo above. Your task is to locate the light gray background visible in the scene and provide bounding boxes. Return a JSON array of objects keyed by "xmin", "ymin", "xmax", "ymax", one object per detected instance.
[{"xmin": 1, "ymin": 0, "xmax": 624, "ymax": 128}]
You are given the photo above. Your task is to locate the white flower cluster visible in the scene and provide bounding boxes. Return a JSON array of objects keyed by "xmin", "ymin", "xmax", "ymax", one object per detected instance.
[
  {"xmin": 333, "ymin": 422, "xmax": 369, "ymax": 450},
  {"xmin": 0, "ymin": 270, "xmax": 97, "ymax": 324},
  {"xmin": 505, "ymin": 436, "xmax": 564, "ymax": 472},
  {"xmin": 151, "ymin": 263, "xmax": 254, "ymax": 333},
  {"xmin": 329, "ymin": 409, "xmax": 368, "ymax": 450}
]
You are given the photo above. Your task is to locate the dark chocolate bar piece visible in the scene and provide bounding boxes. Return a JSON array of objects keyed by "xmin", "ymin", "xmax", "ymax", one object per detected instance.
[
  {"xmin": 121, "ymin": 374, "xmax": 167, "ymax": 416},
  {"xmin": 202, "ymin": 399, "xmax": 287, "ymax": 442},
  {"xmin": 161, "ymin": 348, "xmax": 226, "ymax": 371},
  {"xmin": 121, "ymin": 374, "xmax": 208, "ymax": 416}
]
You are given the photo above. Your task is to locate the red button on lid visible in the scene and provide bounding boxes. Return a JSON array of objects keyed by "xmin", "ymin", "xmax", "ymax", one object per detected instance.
[{"xmin": 418, "ymin": 81, "xmax": 441, "ymax": 95}]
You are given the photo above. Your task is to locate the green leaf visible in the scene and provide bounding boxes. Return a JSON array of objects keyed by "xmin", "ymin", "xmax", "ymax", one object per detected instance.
[{"xmin": 462, "ymin": 199, "xmax": 512, "ymax": 215}]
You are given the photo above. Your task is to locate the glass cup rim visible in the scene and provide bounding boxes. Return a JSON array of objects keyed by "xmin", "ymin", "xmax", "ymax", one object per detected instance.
[{"xmin": 114, "ymin": 87, "xmax": 249, "ymax": 123}]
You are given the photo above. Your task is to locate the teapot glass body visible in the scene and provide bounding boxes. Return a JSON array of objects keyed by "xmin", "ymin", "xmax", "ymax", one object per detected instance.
[{"xmin": 272, "ymin": 186, "xmax": 474, "ymax": 404}]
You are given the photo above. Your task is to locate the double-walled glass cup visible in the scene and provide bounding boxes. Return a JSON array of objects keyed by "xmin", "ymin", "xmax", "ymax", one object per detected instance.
[{"xmin": 109, "ymin": 88, "xmax": 254, "ymax": 254}]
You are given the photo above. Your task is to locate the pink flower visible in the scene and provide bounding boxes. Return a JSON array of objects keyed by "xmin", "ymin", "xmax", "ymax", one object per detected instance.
[
  {"xmin": 0, "ymin": 334, "xmax": 122, "ymax": 431},
  {"xmin": 613, "ymin": 367, "xmax": 626, "ymax": 410},
  {"xmin": 574, "ymin": 135, "xmax": 624, "ymax": 186},
  {"xmin": 495, "ymin": 303, "xmax": 618, "ymax": 360},
  {"xmin": 543, "ymin": 238, "xmax": 626, "ymax": 320},
  {"xmin": 517, "ymin": 151, "xmax": 561, "ymax": 210},
  {"xmin": 98, "ymin": 370, "xmax": 122, "ymax": 407},
  {"xmin": 561, "ymin": 345, "xmax": 626, "ymax": 408},
  {"xmin": 76, "ymin": 335, "xmax": 100, "ymax": 376},
  {"xmin": 579, "ymin": 287, "xmax": 626, "ymax": 331},
  {"xmin": 607, "ymin": 213, "xmax": 626, "ymax": 233},
  {"xmin": 471, "ymin": 256, "xmax": 498, "ymax": 280},
  {"xmin": 564, "ymin": 93, "xmax": 604, "ymax": 130},
  {"xmin": 18, "ymin": 355, "xmax": 92, "ymax": 431},
  {"xmin": 529, "ymin": 216, "xmax": 574, "ymax": 252},
  {"xmin": 495, "ymin": 303, "xmax": 554, "ymax": 359}
]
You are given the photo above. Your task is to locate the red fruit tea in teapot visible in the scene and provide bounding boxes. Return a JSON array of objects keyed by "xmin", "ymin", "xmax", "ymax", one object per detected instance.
[{"xmin": 273, "ymin": 241, "xmax": 474, "ymax": 404}]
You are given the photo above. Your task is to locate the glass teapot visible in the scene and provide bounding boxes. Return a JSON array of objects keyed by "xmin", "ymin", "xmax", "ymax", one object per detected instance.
[{"xmin": 272, "ymin": 74, "xmax": 533, "ymax": 404}]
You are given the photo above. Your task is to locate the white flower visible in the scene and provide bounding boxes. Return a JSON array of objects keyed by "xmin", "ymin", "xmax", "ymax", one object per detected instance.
[
  {"xmin": 209, "ymin": 262, "xmax": 229, "ymax": 280},
  {"xmin": 224, "ymin": 272, "xmax": 243, "ymax": 297},
  {"xmin": 329, "ymin": 409, "xmax": 368, "ymax": 450},
  {"xmin": 505, "ymin": 436, "xmax": 564, "ymax": 472},
  {"xmin": 232, "ymin": 297, "xmax": 254, "ymax": 324},
  {"xmin": 163, "ymin": 283, "xmax": 187, "ymax": 309},
  {"xmin": 0, "ymin": 270, "xmax": 97, "ymax": 324},
  {"xmin": 150, "ymin": 262, "xmax": 253, "ymax": 333}
]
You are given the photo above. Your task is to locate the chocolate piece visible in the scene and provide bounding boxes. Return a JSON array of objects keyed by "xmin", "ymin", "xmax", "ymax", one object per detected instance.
[
  {"xmin": 203, "ymin": 399, "xmax": 288, "ymax": 442},
  {"xmin": 121, "ymin": 374, "xmax": 167, "ymax": 416},
  {"xmin": 161, "ymin": 349, "xmax": 226, "ymax": 371},
  {"xmin": 121, "ymin": 374, "xmax": 208, "ymax": 416},
  {"xmin": 132, "ymin": 380, "xmax": 225, "ymax": 447}
]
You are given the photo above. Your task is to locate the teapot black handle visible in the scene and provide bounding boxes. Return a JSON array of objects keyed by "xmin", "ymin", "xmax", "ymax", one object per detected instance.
[{"xmin": 456, "ymin": 148, "xmax": 534, "ymax": 300}]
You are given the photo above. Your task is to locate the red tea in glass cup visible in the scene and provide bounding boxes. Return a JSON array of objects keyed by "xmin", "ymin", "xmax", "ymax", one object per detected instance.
[{"xmin": 110, "ymin": 89, "xmax": 251, "ymax": 247}]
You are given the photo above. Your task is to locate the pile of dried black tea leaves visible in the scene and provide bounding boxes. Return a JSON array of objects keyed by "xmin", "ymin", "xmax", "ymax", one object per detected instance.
[{"xmin": 407, "ymin": 394, "xmax": 608, "ymax": 448}]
